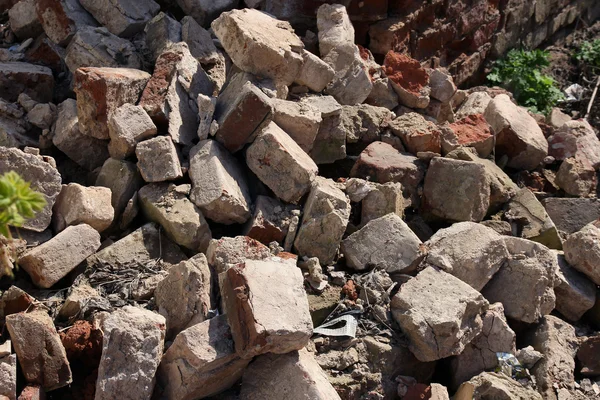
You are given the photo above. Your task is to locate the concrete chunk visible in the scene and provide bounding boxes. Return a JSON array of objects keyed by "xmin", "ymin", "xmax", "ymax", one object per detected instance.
[
  {"xmin": 19, "ymin": 224, "xmax": 101, "ymax": 288},
  {"xmin": 303, "ymin": 95, "xmax": 346, "ymax": 164},
  {"xmin": 428, "ymin": 68, "xmax": 456, "ymax": 103},
  {"xmin": 36, "ymin": 0, "xmax": 99, "ymax": 46},
  {"xmin": 95, "ymin": 306, "xmax": 165, "ymax": 400},
  {"xmin": 548, "ymin": 119, "xmax": 600, "ymax": 168},
  {"xmin": 272, "ymin": 99, "xmax": 322, "ymax": 153},
  {"xmin": 454, "ymin": 372, "xmax": 542, "ymax": 400},
  {"xmin": 181, "ymin": 16, "xmax": 221, "ymax": 64},
  {"xmin": 52, "ymin": 184, "xmax": 114, "ymax": 233},
  {"xmin": 74, "ymin": 67, "xmax": 151, "ymax": 140},
  {"xmin": 6, "ymin": 310, "xmax": 72, "ymax": 391},
  {"xmin": 157, "ymin": 315, "xmax": 250, "ymax": 400},
  {"xmin": 8, "ymin": 0, "xmax": 43, "ymax": 40},
  {"xmin": 206, "ymin": 236, "xmax": 271, "ymax": 274},
  {"xmin": 342, "ymin": 213, "xmax": 421, "ymax": 273},
  {"xmin": 0, "ymin": 147, "xmax": 61, "ymax": 232},
  {"xmin": 484, "ymin": 94, "xmax": 548, "ymax": 170},
  {"xmin": 391, "ymin": 267, "xmax": 489, "ymax": 362},
  {"xmin": 65, "ymin": 27, "xmax": 142, "ymax": 73},
  {"xmin": 135, "ymin": 136, "xmax": 183, "ymax": 183},
  {"xmin": 421, "ymin": 222, "xmax": 509, "ymax": 291},
  {"xmin": 553, "ymin": 251, "xmax": 596, "ymax": 322},
  {"xmin": 317, "ymin": 4, "xmax": 354, "ymax": 57},
  {"xmin": 155, "ymin": 254, "xmax": 212, "ymax": 339},
  {"xmin": 423, "ymin": 157, "xmax": 490, "ymax": 222},
  {"xmin": 563, "ymin": 220, "xmax": 600, "ymax": 285},
  {"xmin": 295, "ymin": 50, "xmax": 335, "ymax": 92},
  {"xmin": 108, "ymin": 103, "xmax": 157, "ymax": 159},
  {"xmin": 144, "ymin": 13, "xmax": 181, "ymax": 62},
  {"xmin": 482, "ymin": 237, "xmax": 557, "ymax": 323},
  {"xmin": 246, "ymin": 122, "xmax": 318, "ymax": 204},
  {"xmin": 389, "ymin": 112, "xmax": 442, "ymax": 154},
  {"xmin": 96, "ymin": 158, "xmax": 142, "ymax": 219},
  {"xmin": 294, "ymin": 177, "xmax": 350, "ymax": 265},
  {"xmin": 138, "ymin": 183, "xmax": 212, "ymax": 252},
  {"xmin": 442, "ymin": 114, "xmax": 494, "ymax": 158},
  {"xmin": 240, "ymin": 350, "xmax": 341, "ymax": 400},
  {"xmin": 323, "ymin": 44, "xmax": 373, "ymax": 105},
  {"xmin": 243, "ymin": 196, "xmax": 299, "ymax": 245},
  {"xmin": 189, "ymin": 140, "xmax": 252, "ymax": 224},
  {"xmin": 220, "ymin": 258, "xmax": 313, "ymax": 358},
  {"xmin": 212, "ymin": 9, "xmax": 304, "ymax": 86},
  {"xmin": 79, "ymin": 0, "xmax": 159, "ymax": 37},
  {"xmin": 0, "ymin": 353, "xmax": 16, "ymax": 400}
]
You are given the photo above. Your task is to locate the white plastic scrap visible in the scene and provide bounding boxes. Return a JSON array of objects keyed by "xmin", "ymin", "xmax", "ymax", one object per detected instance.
[{"xmin": 313, "ymin": 314, "xmax": 358, "ymax": 338}]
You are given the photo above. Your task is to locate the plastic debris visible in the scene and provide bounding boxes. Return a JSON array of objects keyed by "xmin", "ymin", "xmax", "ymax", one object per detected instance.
[
  {"xmin": 495, "ymin": 352, "xmax": 527, "ymax": 379},
  {"xmin": 565, "ymin": 84, "xmax": 584, "ymax": 101},
  {"xmin": 313, "ymin": 314, "xmax": 358, "ymax": 337}
]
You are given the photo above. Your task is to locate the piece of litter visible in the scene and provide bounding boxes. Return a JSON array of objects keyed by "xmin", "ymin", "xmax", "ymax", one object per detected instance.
[{"xmin": 313, "ymin": 314, "xmax": 358, "ymax": 337}]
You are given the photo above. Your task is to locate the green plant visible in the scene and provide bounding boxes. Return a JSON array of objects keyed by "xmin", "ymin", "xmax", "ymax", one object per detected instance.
[
  {"xmin": 487, "ymin": 49, "xmax": 565, "ymax": 115},
  {"xmin": 0, "ymin": 171, "xmax": 46, "ymax": 277},
  {"xmin": 576, "ymin": 39, "xmax": 600, "ymax": 68}
]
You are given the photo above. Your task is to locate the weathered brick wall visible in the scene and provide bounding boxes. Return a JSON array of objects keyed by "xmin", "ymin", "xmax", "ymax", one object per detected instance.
[{"xmin": 263, "ymin": 0, "xmax": 600, "ymax": 86}]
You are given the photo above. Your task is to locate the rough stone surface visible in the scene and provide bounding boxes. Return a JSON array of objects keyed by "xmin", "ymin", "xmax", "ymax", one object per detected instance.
[
  {"xmin": 542, "ymin": 198, "xmax": 600, "ymax": 236},
  {"xmin": 95, "ymin": 158, "xmax": 142, "ymax": 219},
  {"xmin": 553, "ymin": 251, "xmax": 596, "ymax": 322},
  {"xmin": 95, "ymin": 306, "xmax": 165, "ymax": 400},
  {"xmin": 349, "ymin": 180, "xmax": 405, "ymax": 225},
  {"xmin": 482, "ymin": 237, "xmax": 557, "ymax": 324},
  {"xmin": 9, "ymin": 0, "xmax": 43, "ymax": 40},
  {"xmin": 442, "ymin": 114, "xmax": 494, "ymax": 158},
  {"xmin": 563, "ymin": 220, "xmax": 600, "ymax": 285},
  {"xmin": 52, "ymin": 99, "xmax": 109, "ymax": 171},
  {"xmin": 53, "ymin": 184, "xmax": 114, "ymax": 233},
  {"xmin": 342, "ymin": 213, "xmax": 421, "ymax": 273},
  {"xmin": 79, "ymin": 0, "xmax": 159, "ymax": 37},
  {"xmin": 423, "ymin": 157, "xmax": 490, "ymax": 222},
  {"xmin": 240, "ymin": 349, "xmax": 341, "ymax": 400},
  {"xmin": 365, "ymin": 77, "xmax": 399, "ymax": 110},
  {"xmin": 206, "ymin": 236, "xmax": 271, "ymax": 274},
  {"xmin": 295, "ymin": 50, "xmax": 335, "ymax": 92},
  {"xmin": 19, "ymin": 224, "xmax": 101, "ymax": 289},
  {"xmin": 389, "ymin": 112, "xmax": 442, "ymax": 154},
  {"xmin": 155, "ymin": 254, "xmax": 212, "ymax": 339},
  {"xmin": 0, "ymin": 62, "xmax": 53, "ymax": 104},
  {"xmin": 450, "ymin": 303, "xmax": 516, "ymax": 389},
  {"xmin": 484, "ymin": 94, "xmax": 548, "ymax": 170},
  {"xmin": 272, "ymin": 99, "xmax": 322, "ymax": 153},
  {"xmin": 246, "ymin": 122, "xmax": 318, "ymax": 204},
  {"xmin": 65, "ymin": 27, "xmax": 142, "ymax": 73},
  {"xmin": 547, "ymin": 119, "xmax": 600, "ymax": 168},
  {"xmin": 108, "ymin": 103, "xmax": 157, "ymax": 159},
  {"xmin": 144, "ymin": 13, "xmax": 182, "ymax": 61},
  {"xmin": 323, "ymin": 44, "xmax": 373, "ymax": 105},
  {"xmin": 317, "ymin": 4, "xmax": 354, "ymax": 57},
  {"xmin": 421, "ymin": 222, "xmax": 509, "ymax": 291},
  {"xmin": 350, "ymin": 141, "xmax": 426, "ymax": 208},
  {"xmin": 555, "ymin": 157, "xmax": 597, "ymax": 197},
  {"xmin": 36, "ymin": 0, "xmax": 99, "ymax": 46},
  {"xmin": 454, "ymin": 372, "xmax": 542, "ymax": 400},
  {"xmin": 303, "ymin": 95, "xmax": 346, "ymax": 164},
  {"xmin": 384, "ymin": 52, "xmax": 430, "ymax": 109},
  {"xmin": 0, "ymin": 147, "xmax": 61, "ymax": 232},
  {"xmin": 157, "ymin": 315, "xmax": 250, "ymax": 400},
  {"xmin": 529, "ymin": 316, "xmax": 578, "ymax": 399},
  {"xmin": 342, "ymin": 104, "xmax": 394, "ymax": 145},
  {"xmin": 428, "ymin": 68, "xmax": 456, "ymax": 103},
  {"xmin": 135, "ymin": 136, "xmax": 183, "ymax": 183},
  {"xmin": 391, "ymin": 267, "xmax": 489, "ymax": 362},
  {"xmin": 456, "ymin": 91, "xmax": 492, "ymax": 119},
  {"xmin": 0, "ymin": 349, "xmax": 16, "ymax": 400},
  {"xmin": 212, "ymin": 9, "xmax": 304, "ymax": 86},
  {"xmin": 577, "ymin": 336, "xmax": 600, "ymax": 377},
  {"xmin": 294, "ymin": 177, "xmax": 350, "ymax": 265},
  {"xmin": 138, "ymin": 183, "xmax": 212, "ymax": 252},
  {"xmin": 6, "ymin": 310, "xmax": 72, "ymax": 391},
  {"xmin": 181, "ymin": 16, "xmax": 220, "ymax": 64},
  {"xmin": 189, "ymin": 140, "xmax": 252, "ymax": 224},
  {"xmin": 214, "ymin": 73, "xmax": 273, "ymax": 153},
  {"xmin": 505, "ymin": 188, "xmax": 562, "ymax": 250},
  {"xmin": 243, "ymin": 196, "xmax": 299, "ymax": 245},
  {"xmin": 74, "ymin": 67, "xmax": 151, "ymax": 140},
  {"xmin": 220, "ymin": 258, "xmax": 313, "ymax": 358}
]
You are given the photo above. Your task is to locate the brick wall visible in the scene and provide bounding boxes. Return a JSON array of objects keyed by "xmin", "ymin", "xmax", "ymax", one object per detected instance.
[{"xmin": 263, "ymin": 0, "xmax": 600, "ymax": 86}]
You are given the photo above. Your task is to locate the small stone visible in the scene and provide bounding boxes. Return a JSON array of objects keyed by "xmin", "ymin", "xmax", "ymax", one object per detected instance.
[
  {"xmin": 240, "ymin": 349, "xmax": 341, "ymax": 400},
  {"xmin": 212, "ymin": 9, "xmax": 304, "ymax": 86},
  {"xmin": 563, "ymin": 220, "xmax": 600, "ymax": 285},
  {"xmin": 547, "ymin": 120, "xmax": 600, "ymax": 168},
  {"xmin": 294, "ymin": 50, "xmax": 335, "ymax": 92},
  {"xmin": 323, "ymin": 44, "xmax": 373, "ymax": 105},
  {"xmin": 421, "ymin": 222, "xmax": 509, "ymax": 291},
  {"xmin": 342, "ymin": 213, "xmax": 421, "ymax": 273},
  {"xmin": 197, "ymin": 93, "xmax": 216, "ymax": 140},
  {"xmin": 360, "ymin": 181, "xmax": 404, "ymax": 225},
  {"xmin": 389, "ymin": 112, "xmax": 442, "ymax": 154},
  {"xmin": 206, "ymin": 236, "xmax": 271, "ymax": 274},
  {"xmin": 428, "ymin": 68, "xmax": 456, "ymax": 103},
  {"xmin": 138, "ymin": 183, "xmax": 212, "ymax": 252},
  {"xmin": 484, "ymin": 94, "xmax": 548, "ymax": 170},
  {"xmin": 246, "ymin": 122, "xmax": 318, "ymax": 204},
  {"xmin": 58, "ymin": 283, "xmax": 107, "ymax": 320},
  {"xmin": 442, "ymin": 114, "xmax": 494, "ymax": 158},
  {"xmin": 64, "ymin": 27, "xmax": 142, "ymax": 73},
  {"xmin": 157, "ymin": 315, "xmax": 250, "ymax": 400},
  {"xmin": 504, "ymin": 188, "xmax": 562, "ymax": 249},
  {"xmin": 0, "ymin": 352, "xmax": 16, "ymax": 400},
  {"xmin": 108, "ymin": 103, "xmax": 157, "ymax": 159},
  {"xmin": 342, "ymin": 104, "xmax": 394, "ymax": 145},
  {"xmin": 74, "ymin": 67, "xmax": 151, "ymax": 140},
  {"xmin": 0, "ymin": 62, "xmax": 53, "ymax": 103},
  {"xmin": 0, "ymin": 147, "xmax": 61, "ymax": 232},
  {"xmin": 516, "ymin": 346, "xmax": 544, "ymax": 369},
  {"xmin": 555, "ymin": 157, "xmax": 597, "ymax": 197},
  {"xmin": 577, "ymin": 336, "xmax": 600, "ymax": 377},
  {"xmin": 454, "ymin": 372, "xmax": 542, "ymax": 400},
  {"xmin": 303, "ymin": 95, "xmax": 346, "ymax": 164},
  {"xmin": 6, "ymin": 310, "xmax": 72, "ymax": 391},
  {"xmin": 455, "ymin": 91, "xmax": 492, "ymax": 119},
  {"xmin": 482, "ymin": 237, "xmax": 557, "ymax": 323},
  {"xmin": 135, "ymin": 136, "xmax": 183, "ymax": 183},
  {"xmin": 36, "ymin": 0, "xmax": 98, "ymax": 46},
  {"xmin": 272, "ymin": 99, "xmax": 322, "ymax": 153},
  {"xmin": 546, "ymin": 107, "xmax": 571, "ymax": 128},
  {"xmin": 365, "ymin": 77, "xmax": 400, "ymax": 110},
  {"xmin": 553, "ymin": 251, "xmax": 596, "ymax": 322},
  {"xmin": 96, "ymin": 158, "xmax": 142, "ymax": 219},
  {"xmin": 53, "ymin": 183, "xmax": 114, "ymax": 233},
  {"xmin": 79, "ymin": 0, "xmax": 159, "ymax": 37},
  {"xmin": 423, "ymin": 157, "xmax": 490, "ymax": 222},
  {"xmin": 144, "ymin": 13, "xmax": 181, "ymax": 62},
  {"xmin": 317, "ymin": 4, "xmax": 354, "ymax": 57},
  {"xmin": 294, "ymin": 177, "xmax": 351, "ymax": 265},
  {"xmin": 391, "ymin": 267, "xmax": 488, "ymax": 362},
  {"xmin": 19, "ymin": 224, "xmax": 101, "ymax": 288},
  {"xmin": 220, "ymin": 258, "xmax": 313, "ymax": 358},
  {"xmin": 155, "ymin": 254, "xmax": 212, "ymax": 339},
  {"xmin": 243, "ymin": 196, "xmax": 299, "ymax": 245},
  {"xmin": 95, "ymin": 306, "xmax": 165, "ymax": 400},
  {"xmin": 52, "ymin": 99, "xmax": 109, "ymax": 171},
  {"xmin": 9, "ymin": 0, "xmax": 43, "ymax": 40},
  {"xmin": 189, "ymin": 140, "xmax": 252, "ymax": 224}
]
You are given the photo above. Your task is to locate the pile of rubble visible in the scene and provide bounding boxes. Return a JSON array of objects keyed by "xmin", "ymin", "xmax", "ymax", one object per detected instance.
[{"xmin": 0, "ymin": 1, "xmax": 599, "ymax": 399}]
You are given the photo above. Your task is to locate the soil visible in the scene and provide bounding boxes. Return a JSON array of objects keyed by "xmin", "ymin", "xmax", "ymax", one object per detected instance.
[{"xmin": 545, "ymin": 20, "xmax": 600, "ymax": 131}]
